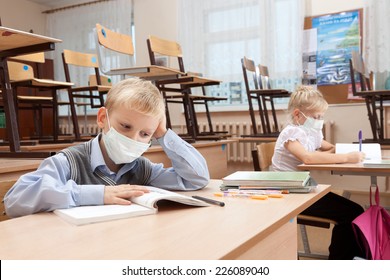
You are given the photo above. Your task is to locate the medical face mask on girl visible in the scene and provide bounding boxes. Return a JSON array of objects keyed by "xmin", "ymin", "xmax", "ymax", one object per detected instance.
[
  {"xmin": 102, "ymin": 110, "xmax": 150, "ymax": 164},
  {"xmin": 300, "ymin": 111, "xmax": 324, "ymax": 132}
]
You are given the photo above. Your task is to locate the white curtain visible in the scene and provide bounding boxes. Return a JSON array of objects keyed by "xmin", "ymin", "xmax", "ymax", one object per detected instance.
[
  {"xmin": 178, "ymin": 0, "xmax": 305, "ymax": 107},
  {"xmin": 46, "ymin": 0, "xmax": 133, "ymax": 86},
  {"xmin": 363, "ymin": 0, "xmax": 390, "ymax": 73}
]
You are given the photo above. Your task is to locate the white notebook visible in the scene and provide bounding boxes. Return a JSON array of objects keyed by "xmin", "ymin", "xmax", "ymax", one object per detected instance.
[{"xmin": 335, "ymin": 143, "xmax": 381, "ymax": 161}]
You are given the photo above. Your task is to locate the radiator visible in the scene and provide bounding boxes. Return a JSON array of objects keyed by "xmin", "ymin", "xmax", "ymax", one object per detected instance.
[
  {"xmin": 198, "ymin": 122, "xmax": 260, "ymax": 163},
  {"xmin": 60, "ymin": 120, "xmax": 335, "ymax": 163},
  {"xmin": 59, "ymin": 124, "xmax": 100, "ymax": 135}
]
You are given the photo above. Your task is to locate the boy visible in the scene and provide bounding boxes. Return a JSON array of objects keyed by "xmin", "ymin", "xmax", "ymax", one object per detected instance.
[{"xmin": 4, "ymin": 78, "xmax": 210, "ymax": 217}]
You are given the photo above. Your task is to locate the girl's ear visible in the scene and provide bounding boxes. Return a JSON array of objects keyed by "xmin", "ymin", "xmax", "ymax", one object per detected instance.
[
  {"xmin": 96, "ymin": 107, "xmax": 107, "ymax": 129},
  {"xmin": 292, "ymin": 108, "xmax": 301, "ymax": 125},
  {"xmin": 293, "ymin": 109, "xmax": 300, "ymax": 118}
]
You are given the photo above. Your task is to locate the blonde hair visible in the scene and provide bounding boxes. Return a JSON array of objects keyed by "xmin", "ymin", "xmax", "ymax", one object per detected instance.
[
  {"xmin": 104, "ymin": 77, "xmax": 165, "ymax": 119},
  {"xmin": 287, "ymin": 85, "xmax": 328, "ymax": 120}
]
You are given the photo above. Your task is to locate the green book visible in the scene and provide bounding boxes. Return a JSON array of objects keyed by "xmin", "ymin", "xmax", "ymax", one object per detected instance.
[
  {"xmin": 363, "ymin": 159, "xmax": 390, "ymax": 168},
  {"xmin": 222, "ymin": 171, "xmax": 311, "ymax": 188}
]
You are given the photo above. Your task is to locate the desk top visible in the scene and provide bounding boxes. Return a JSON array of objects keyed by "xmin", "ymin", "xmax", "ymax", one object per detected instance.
[
  {"xmin": 297, "ymin": 162, "xmax": 390, "ymax": 174},
  {"xmin": 0, "ymin": 26, "xmax": 61, "ymax": 53},
  {"xmin": 0, "ymin": 180, "xmax": 330, "ymax": 260}
]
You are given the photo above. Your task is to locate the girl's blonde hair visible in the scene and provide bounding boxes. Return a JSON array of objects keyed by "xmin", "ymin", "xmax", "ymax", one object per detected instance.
[
  {"xmin": 287, "ymin": 85, "xmax": 328, "ymax": 119},
  {"xmin": 104, "ymin": 77, "xmax": 165, "ymax": 119}
]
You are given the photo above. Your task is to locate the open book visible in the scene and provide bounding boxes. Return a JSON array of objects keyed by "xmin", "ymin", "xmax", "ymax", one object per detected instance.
[{"xmin": 54, "ymin": 186, "xmax": 209, "ymax": 226}]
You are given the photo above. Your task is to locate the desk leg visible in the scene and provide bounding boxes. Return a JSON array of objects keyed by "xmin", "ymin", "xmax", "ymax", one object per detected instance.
[
  {"xmin": 370, "ymin": 175, "xmax": 377, "ymax": 187},
  {"xmin": 0, "ymin": 58, "xmax": 21, "ymax": 152}
]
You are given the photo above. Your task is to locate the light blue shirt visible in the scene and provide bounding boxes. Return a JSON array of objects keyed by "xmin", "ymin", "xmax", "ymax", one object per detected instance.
[{"xmin": 4, "ymin": 129, "xmax": 210, "ymax": 217}]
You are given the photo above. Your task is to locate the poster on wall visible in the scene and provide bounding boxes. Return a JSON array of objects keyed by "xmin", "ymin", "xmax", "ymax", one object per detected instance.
[{"xmin": 312, "ymin": 10, "xmax": 360, "ymax": 86}]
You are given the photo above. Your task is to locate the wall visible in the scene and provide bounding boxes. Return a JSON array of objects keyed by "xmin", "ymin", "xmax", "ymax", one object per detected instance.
[{"xmin": 0, "ymin": 0, "xmax": 47, "ymax": 33}]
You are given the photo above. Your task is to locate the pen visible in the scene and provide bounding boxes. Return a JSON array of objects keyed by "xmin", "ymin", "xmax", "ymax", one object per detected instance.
[
  {"xmin": 358, "ymin": 130, "xmax": 362, "ymax": 152},
  {"xmin": 192, "ymin": 195, "xmax": 225, "ymax": 207}
]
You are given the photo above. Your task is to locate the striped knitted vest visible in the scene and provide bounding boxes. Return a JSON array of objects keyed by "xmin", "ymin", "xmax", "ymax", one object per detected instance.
[{"xmin": 60, "ymin": 138, "xmax": 152, "ymax": 186}]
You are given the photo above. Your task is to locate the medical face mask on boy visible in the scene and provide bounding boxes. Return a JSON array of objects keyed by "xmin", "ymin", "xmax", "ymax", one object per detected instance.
[
  {"xmin": 300, "ymin": 111, "xmax": 324, "ymax": 132},
  {"xmin": 102, "ymin": 110, "xmax": 150, "ymax": 164}
]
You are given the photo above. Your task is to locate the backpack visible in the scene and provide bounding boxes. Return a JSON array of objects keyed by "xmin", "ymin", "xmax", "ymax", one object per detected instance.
[{"xmin": 352, "ymin": 185, "xmax": 390, "ymax": 260}]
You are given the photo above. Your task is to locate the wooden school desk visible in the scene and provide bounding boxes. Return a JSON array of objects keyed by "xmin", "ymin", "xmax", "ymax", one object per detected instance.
[
  {"xmin": 0, "ymin": 180, "xmax": 330, "ymax": 260},
  {"xmin": 0, "ymin": 139, "xmax": 234, "ymax": 181},
  {"xmin": 0, "ymin": 26, "xmax": 61, "ymax": 158},
  {"xmin": 297, "ymin": 149, "xmax": 390, "ymax": 191}
]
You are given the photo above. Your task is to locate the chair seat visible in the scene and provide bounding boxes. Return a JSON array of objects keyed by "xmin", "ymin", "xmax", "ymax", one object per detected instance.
[
  {"xmin": 297, "ymin": 214, "xmax": 337, "ymax": 228},
  {"xmin": 11, "ymin": 78, "xmax": 73, "ymax": 89},
  {"xmin": 249, "ymin": 89, "xmax": 290, "ymax": 97},
  {"xmin": 70, "ymin": 85, "xmax": 111, "ymax": 93},
  {"xmin": 17, "ymin": 96, "xmax": 53, "ymax": 101}
]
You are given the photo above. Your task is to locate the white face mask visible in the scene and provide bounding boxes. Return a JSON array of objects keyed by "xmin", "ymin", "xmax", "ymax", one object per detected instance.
[
  {"xmin": 300, "ymin": 112, "xmax": 324, "ymax": 132},
  {"xmin": 102, "ymin": 111, "xmax": 150, "ymax": 164}
]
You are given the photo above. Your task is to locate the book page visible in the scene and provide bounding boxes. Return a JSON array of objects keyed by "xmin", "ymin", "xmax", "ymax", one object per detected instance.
[
  {"xmin": 54, "ymin": 204, "xmax": 156, "ymax": 226},
  {"xmin": 130, "ymin": 186, "xmax": 209, "ymax": 209}
]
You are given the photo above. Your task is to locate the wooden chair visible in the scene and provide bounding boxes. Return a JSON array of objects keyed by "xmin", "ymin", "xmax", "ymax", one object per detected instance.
[
  {"xmin": 241, "ymin": 57, "xmax": 290, "ymax": 137},
  {"xmin": 7, "ymin": 53, "xmax": 73, "ymax": 143},
  {"xmin": 147, "ymin": 35, "xmax": 229, "ymax": 141},
  {"xmin": 252, "ymin": 141, "xmax": 340, "ymax": 260},
  {"xmin": 94, "ymin": 23, "xmax": 183, "ymax": 80},
  {"xmin": 349, "ymin": 51, "xmax": 390, "ymax": 144},
  {"xmin": 62, "ymin": 49, "xmax": 111, "ymax": 140}
]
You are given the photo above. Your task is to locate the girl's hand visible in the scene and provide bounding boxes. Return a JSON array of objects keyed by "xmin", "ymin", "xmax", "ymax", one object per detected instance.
[
  {"xmin": 346, "ymin": 151, "xmax": 365, "ymax": 163},
  {"xmin": 103, "ymin": 184, "xmax": 150, "ymax": 205}
]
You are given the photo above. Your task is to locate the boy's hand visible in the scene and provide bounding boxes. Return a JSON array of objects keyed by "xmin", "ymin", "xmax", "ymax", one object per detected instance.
[
  {"xmin": 153, "ymin": 115, "xmax": 168, "ymax": 139},
  {"xmin": 346, "ymin": 151, "xmax": 365, "ymax": 163},
  {"xmin": 104, "ymin": 185, "xmax": 150, "ymax": 205}
]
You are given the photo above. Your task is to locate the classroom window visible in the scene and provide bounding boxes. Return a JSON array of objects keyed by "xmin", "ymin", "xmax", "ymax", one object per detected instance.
[{"xmin": 178, "ymin": 0, "xmax": 304, "ymax": 110}]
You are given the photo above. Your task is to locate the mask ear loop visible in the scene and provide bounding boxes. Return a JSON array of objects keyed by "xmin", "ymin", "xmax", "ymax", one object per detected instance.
[{"xmin": 105, "ymin": 108, "xmax": 111, "ymax": 129}]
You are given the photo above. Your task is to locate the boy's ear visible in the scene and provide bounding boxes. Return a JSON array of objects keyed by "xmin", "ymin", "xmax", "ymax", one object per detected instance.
[{"xmin": 96, "ymin": 107, "xmax": 107, "ymax": 129}]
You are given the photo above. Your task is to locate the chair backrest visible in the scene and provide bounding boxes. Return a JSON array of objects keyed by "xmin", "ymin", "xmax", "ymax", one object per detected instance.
[
  {"xmin": 62, "ymin": 49, "xmax": 102, "ymax": 85},
  {"xmin": 147, "ymin": 35, "xmax": 185, "ymax": 72},
  {"xmin": 11, "ymin": 52, "xmax": 45, "ymax": 63},
  {"xmin": 349, "ymin": 51, "xmax": 372, "ymax": 94},
  {"xmin": 253, "ymin": 142, "xmax": 276, "ymax": 171},
  {"xmin": 241, "ymin": 56, "xmax": 260, "ymax": 92},
  {"xmin": 88, "ymin": 75, "xmax": 112, "ymax": 86},
  {"xmin": 63, "ymin": 49, "xmax": 99, "ymax": 68},
  {"xmin": 7, "ymin": 61, "xmax": 35, "ymax": 81},
  {"xmin": 8, "ymin": 52, "xmax": 45, "ymax": 81},
  {"xmin": 258, "ymin": 64, "xmax": 271, "ymax": 90},
  {"xmin": 94, "ymin": 23, "xmax": 135, "ymax": 74}
]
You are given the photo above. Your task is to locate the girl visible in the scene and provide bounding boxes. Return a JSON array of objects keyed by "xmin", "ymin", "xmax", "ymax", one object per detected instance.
[{"xmin": 272, "ymin": 85, "xmax": 365, "ymax": 259}]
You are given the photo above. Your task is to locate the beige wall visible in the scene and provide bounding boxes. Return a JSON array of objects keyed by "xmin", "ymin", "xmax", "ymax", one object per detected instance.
[{"xmin": 0, "ymin": 0, "xmax": 47, "ymax": 33}]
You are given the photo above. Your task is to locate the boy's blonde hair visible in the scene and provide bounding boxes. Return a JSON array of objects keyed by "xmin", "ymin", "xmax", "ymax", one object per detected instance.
[
  {"xmin": 105, "ymin": 77, "xmax": 165, "ymax": 119},
  {"xmin": 287, "ymin": 85, "xmax": 328, "ymax": 118}
]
